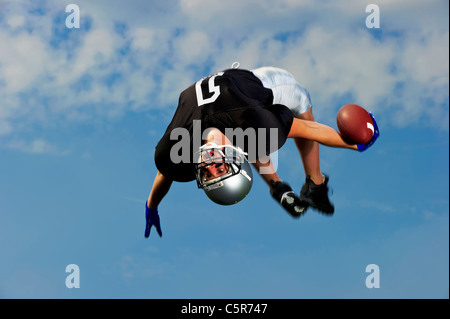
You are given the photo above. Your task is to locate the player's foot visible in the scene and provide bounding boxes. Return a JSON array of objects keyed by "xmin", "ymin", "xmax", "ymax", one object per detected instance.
[
  {"xmin": 270, "ymin": 181, "xmax": 308, "ymax": 218},
  {"xmin": 300, "ymin": 175, "xmax": 334, "ymax": 215}
]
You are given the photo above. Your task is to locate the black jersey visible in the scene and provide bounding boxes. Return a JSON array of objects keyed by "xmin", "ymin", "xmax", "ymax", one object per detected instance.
[{"xmin": 154, "ymin": 68, "xmax": 294, "ymax": 182}]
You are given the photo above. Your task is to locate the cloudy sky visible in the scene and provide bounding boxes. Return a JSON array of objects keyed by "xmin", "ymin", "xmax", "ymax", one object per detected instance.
[{"xmin": 0, "ymin": 0, "xmax": 448, "ymax": 299}]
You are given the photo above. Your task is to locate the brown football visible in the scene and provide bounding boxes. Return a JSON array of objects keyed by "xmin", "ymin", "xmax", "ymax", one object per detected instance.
[{"xmin": 337, "ymin": 104, "xmax": 374, "ymax": 144}]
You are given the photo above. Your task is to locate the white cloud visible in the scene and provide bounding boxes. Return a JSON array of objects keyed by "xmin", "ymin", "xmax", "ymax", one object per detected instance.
[
  {"xmin": 358, "ymin": 199, "xmax": 397, "ymax": 214},
  {"xmin": 117, "ymin": 251, "xmax": 171, "ymax": 280},
  {"xmin": 400, "ymin": 30, "xmax": 449, "ymax": 91},
  {"xmin": 0, "ymin": 31, "xmax": 50, "ymax": 93},
  {"xmin": 59, "ymin": 28, "xmax": 116, "ymax": 85},
  {"xmin": 7, "ymin": 15, "xmax": 25, "ymax": 28},
  {"xmin": 174, "ymin": 30, "xmax": 210, "ymax": 64},
  {"xmin": 131, "ymin": 27, "xmax": 156, "ymax": 51},
  {"xmin": 6, "ymin": 138, "xmax": 70, "ymax": 156},
  {"xmin": 282, "ymin": 27, "xmax": 398, "ymax": 112},
  {"xmin": 0, "ymin": 0, "xmax": 448, "ymax": 153},
  {"xmin": 0, "ymin": 120, "xmax": 13, "ymax": 136}
]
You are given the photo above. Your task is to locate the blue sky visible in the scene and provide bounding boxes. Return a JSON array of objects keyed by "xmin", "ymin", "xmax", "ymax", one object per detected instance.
[{"xmin": 0, "ymin": 0, "xmax": 448, "ymax": 299}]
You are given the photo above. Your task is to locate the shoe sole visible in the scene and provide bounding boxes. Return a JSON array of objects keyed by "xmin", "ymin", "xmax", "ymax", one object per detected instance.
[{"xmin": 282, "ymin": 192, "xmax": 309, "ymax": 218}]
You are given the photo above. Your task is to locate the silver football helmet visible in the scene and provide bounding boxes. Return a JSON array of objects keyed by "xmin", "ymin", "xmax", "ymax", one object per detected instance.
[{"xmin": 194, "ymin": 142, "xmax": 253, "ymax": 205}]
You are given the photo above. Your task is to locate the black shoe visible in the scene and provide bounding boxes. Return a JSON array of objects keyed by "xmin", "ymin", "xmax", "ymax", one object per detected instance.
[
  {"xmin": 270, "ymin": 181, "xmax": 308, "ymax": 218},
  {"xmin": 300, "ymin": 175, "xmax": 334, "ymax": 215}
]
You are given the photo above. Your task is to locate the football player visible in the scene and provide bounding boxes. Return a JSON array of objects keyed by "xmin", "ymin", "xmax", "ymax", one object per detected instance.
[{"xmin": 145, "ymin": 66, "xmax": 379, "ymax": 238}]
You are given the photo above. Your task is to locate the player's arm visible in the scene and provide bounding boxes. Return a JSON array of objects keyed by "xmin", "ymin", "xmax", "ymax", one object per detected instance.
[
  {"xmin": 147, "ymin": 171, "xmax": 173, "ymax": 209},
  {"xmin": 288, "ymin": 118, "xmax": 358, "ymax": 150},
  {"xmin": 145, "ymin": 171, "xmax": 173, "ymax": 238}
]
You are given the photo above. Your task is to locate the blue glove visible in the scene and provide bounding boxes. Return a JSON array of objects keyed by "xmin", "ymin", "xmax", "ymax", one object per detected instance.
[
  {"xmin": 357, "ymin": 113, "xmax": 379, "ymax": 152},
  {"xmin": 145, "ymin": 202, "xmax": 162, "ymax": 238}
]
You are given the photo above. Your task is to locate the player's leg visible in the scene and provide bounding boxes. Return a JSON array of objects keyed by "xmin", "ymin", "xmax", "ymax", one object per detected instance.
[
  {"xmin": 290, "ymin": 111, "xmax": 335, "ymax": 215},
  {"xmin": 251, "ymin": 67, "xmax": 338, "ymax": 215},
  {"xmin": 252, "ymin": 156, "xmax": 308, "ymax": 218},
  {"xmin": 293, "ymin": 108, "xmax": 323, "ymax": 185}
]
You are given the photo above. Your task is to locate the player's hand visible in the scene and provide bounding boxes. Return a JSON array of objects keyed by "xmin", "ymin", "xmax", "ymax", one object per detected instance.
[
  {"xmin": 145, "ymin": 202, "xmax": 162, "ymax": 238},
  {"xmin": 357, "ymin": 113, "xmax": 379, "ymax": 152}
]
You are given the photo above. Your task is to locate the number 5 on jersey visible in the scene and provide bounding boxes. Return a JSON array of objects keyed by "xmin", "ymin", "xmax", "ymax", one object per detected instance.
[{"xmin": 195, "ymin": 72, "xmax": 224, "ymax": 106}]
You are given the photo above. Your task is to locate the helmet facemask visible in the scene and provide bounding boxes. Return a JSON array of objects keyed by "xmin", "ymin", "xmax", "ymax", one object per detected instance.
[
  {"xmin": 194, "ymin": 143, "xmax": 253, "ymax": 205},
  {"xmin": 194, "ymin": 143, "xmax": 244, "ymax": 188}
]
